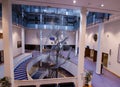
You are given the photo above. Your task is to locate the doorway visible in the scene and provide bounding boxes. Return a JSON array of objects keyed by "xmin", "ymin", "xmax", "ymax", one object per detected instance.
[{"xmin": 102, "ymin": 52, "xmax": 108, "ymax": 67}]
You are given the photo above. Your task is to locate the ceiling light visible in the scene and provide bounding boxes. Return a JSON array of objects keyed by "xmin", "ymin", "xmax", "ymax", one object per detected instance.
[
  {"xmin": 73, "ymin": 0, "xmax": 76, "ymax": 4},
  {"xmin": 101, "ymin": 4, "xmax": 104, "ymax": 7}
]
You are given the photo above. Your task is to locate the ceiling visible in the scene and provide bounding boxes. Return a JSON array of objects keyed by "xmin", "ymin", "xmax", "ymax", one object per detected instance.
[{"xmin": 10, "ymin": 0, "xmax": 120, "ymax": 15}]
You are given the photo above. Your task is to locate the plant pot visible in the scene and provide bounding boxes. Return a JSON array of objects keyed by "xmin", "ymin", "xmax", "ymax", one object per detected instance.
[
  {"xmin": 84, "ymin": 84, "xmax": 89, "ymax": 87},
  {"xmin": 88, "ymin": 81, "xmax": 92, "ymax": 86}
]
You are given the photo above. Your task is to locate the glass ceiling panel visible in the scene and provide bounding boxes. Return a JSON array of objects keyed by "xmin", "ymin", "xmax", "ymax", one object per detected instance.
[
  {"xmin": 41, "ymin": 7, "xmax": 57, "ymax": 14},
  {"xmin": 7, "ymin": 4, "xmax": 110, "ymax": 30}
]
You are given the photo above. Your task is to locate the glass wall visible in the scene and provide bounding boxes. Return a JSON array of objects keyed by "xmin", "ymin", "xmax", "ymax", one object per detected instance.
[{"xmin": 0, "ymin": 4, "xmax": 111, "ymax": 30}]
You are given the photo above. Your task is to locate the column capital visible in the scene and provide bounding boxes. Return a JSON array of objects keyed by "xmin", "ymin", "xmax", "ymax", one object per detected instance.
[{"xmin": 80, "ymin": 7, "xmax": 87, "ymax": 14}]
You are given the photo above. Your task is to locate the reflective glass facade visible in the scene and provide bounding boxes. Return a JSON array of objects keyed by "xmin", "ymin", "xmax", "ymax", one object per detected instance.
[{"xmin": 0, "ymin": 4, "xmax": 111, "ymax": 30}]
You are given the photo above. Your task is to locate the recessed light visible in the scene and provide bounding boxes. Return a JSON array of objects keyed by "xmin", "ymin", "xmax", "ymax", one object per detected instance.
[
  {"xmin": 73, "ymin": 0, "xmax": 76, "ymax": 4},
  {"xmin": 101, "ymin": 4, "xmax": 104, "ymax": 7}
]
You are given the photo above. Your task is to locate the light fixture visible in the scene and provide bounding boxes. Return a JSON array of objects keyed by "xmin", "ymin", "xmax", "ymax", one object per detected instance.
[
  {"xmin": 66, "ymin": 12, "xmax": 68, "ymax": 15},
  {"xmin": 73, "ymin": 0, "xmax": 76, "ymax": 4},
  {"xmin": 101, "ymin": 4, "xmax": 104, "ymax": 7},
  {"xmin": 44, "ymin": 9, "xmax": 47, "ymax": 12}
]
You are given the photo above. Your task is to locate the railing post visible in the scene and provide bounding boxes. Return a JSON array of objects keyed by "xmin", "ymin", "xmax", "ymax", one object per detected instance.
[{"xmin": 36, "ymin": 84, "xmax": 40, "ymax": 87}]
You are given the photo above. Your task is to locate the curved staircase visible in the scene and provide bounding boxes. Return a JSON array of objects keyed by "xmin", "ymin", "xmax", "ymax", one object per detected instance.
[{"xmin": 14, "ymin": 58, "xmax": 32, "ymax": 80}]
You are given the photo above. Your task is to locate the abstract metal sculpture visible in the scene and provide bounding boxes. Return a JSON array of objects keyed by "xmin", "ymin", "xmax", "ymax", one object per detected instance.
[{"xmin": 44, "ymin": 30, "xmax": 71, "ymax": 78}]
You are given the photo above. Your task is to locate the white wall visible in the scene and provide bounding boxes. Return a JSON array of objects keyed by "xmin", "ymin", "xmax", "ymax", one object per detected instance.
[
  {"xmin": 66, "ymin": 31, "xmax": 76, "ymax": 45},
  {"xmin": 0, "ymin": 23, "xmax": 23, "ymax": 57},
  {"xmin": 86, "ymin": 19, "xmax": 120, "ymax": 76},
  {"xmin": 25, "ymin": 29, "xmax": 76, "ymax": 45},
  {"xmin": 12, "ymin": 26, "xmax": 22, "ymax": 57},
  {"xmin": 86, "ymin": 26, "xmax": 99, "ymax": 50},
  {"xmin": 0, "ymin": 23, "xmax": 3, "ymax": 50},
  {"xmin": 25, "ymin": 29, "xmax": 40, "ymax": 45}
]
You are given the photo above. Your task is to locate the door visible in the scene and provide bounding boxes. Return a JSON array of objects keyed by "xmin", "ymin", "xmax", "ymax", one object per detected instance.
[{"xmin": 102, "ymin": 52, "xmax": 108, "ymax": 67}]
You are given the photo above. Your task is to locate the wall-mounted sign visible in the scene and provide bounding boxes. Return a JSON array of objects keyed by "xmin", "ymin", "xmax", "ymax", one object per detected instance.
[{"xmin": 50, "ymin": 37, "xmax": 55, "ymax": 41}]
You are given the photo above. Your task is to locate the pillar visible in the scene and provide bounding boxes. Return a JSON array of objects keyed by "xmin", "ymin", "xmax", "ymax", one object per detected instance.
[
  {"xmin": 96, "ymin": 23, "xmax": 104, "ymax": 74},
  {"xmin": 40, "ymin": 30, "xmax": 42, "ymax": 53},
  {"xmin": 40, "ymin": 14, "xmax": 43, "ymax": 53},
  {"xmin": 75, "ymin": 30, "xmax": 78, "ymax": 56},
  {"xmin": 2, "ymin": 0, "xmax": 14, "ymax": 87},
  {"xmin": 77, "ymin": 7, "xmax": 87, "ymax": 87},
  {"xmin": 40, "ymin": 14, "xmax": 42, "ymax": 23},
  {"xmin": 22, "ymin": 28, "xmax": 25, "ymax": 53},
  {"xmin": 61, "ymin": 15, "xmax": 64, "ymax": 25}
]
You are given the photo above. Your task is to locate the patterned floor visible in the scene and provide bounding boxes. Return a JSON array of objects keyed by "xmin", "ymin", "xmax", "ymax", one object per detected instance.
[
  {"xmin": 14, "ymin": 51, "xmax": 120, "ymax": 87},
  {"xmin": 14, "ymin": 58, "xmax": 32, "ymax": 80},
  {"xmin": 61, "ymin": 51, "xmax": 120, "ymax": 87},
  {"xmin": 85, "ymin": 58, "xmax": 120, "ymax": 87},
  {"xmin": 14, "ymin": 51, "xmax": 40, "ymax": 80}
]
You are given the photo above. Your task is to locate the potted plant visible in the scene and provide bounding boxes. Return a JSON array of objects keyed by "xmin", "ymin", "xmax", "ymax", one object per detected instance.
[
  {"xmin": 0, "ymin": 77, "xmax": 11, "ymax": 87},
  {"xmin": 84, "ymin": 71, "xmax": 93, "ymax": 87}
]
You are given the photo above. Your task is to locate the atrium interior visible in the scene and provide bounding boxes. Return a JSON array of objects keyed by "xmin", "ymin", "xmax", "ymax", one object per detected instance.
[{"xmin": 0, "ymin": 0, "xmax": 120, "ymax": 87}]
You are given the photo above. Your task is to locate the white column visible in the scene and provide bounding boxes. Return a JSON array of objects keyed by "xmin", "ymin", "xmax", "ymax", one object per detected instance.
[
  {"xmin": 61, "ymin": 15, "xmax": 64, "ymax": 25},
  {"xmin": 2, "ymin": 0, "xmax": 14, "ymax": 87},
  {"xmin": 40, "ymin": 30, "xmax": 42, "ymax": 53},
  {"xmin": 40, "ymin": 14, "xmax": 42, "ymax": 23},
  {"xmin": 96, "ymin": 23, "xmax": 104, "ymax": 74},
  {"xmin": 77, "ymin": 7, "xmax": 87, "ymax": 87},
  {"xmin": 22, "ymin": 28, "xmax": 25, "ymax": 53},
  {"xmin": 40, "ymin": 14, "xmax": 43, "ymax": 53},
  {"xmin": 75, "ymin": 30, "xmax": 78, "ymax": 56}
]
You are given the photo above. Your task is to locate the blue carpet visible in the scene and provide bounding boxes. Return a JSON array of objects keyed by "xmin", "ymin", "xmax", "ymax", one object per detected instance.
[{"xmin": 14, "ymin": 58, "xmax": 32, "ymax": 80}]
